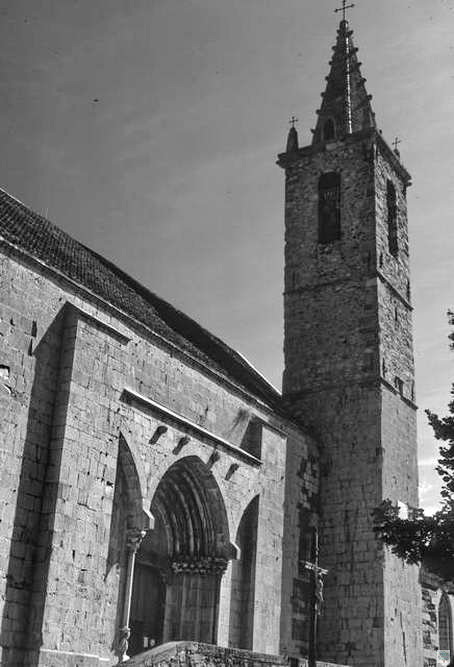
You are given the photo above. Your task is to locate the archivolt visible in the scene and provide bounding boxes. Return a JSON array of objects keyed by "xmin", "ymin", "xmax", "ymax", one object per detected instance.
[{"xmin": 151, "ymin": 456, "xmax": 232, "ymax": 564}]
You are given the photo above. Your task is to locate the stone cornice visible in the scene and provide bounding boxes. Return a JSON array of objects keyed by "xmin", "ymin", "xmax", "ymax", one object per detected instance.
[
  {"xmin": 121, "ymin": 387, "xmax": 263, "ymax": 467},
  {"xmin": 285, "ymin": 376, "xmax": 418, "ymax": 411},
  {"xmin": 277, "ymin": 127, "xmax": 412, "ymax": 186}
]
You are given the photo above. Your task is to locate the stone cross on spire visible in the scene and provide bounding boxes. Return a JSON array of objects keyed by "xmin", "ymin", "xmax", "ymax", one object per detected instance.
[
  {"xmin": 393, "ymin": 136, "xmax": 402, "ymax": 157},
  {"xmin": 334, "ymin": 0, "xmax": 355, "ymax": 22},
  {"xmin": 286, "ymin": 116, "xmax": 299, "ymax": 153}
]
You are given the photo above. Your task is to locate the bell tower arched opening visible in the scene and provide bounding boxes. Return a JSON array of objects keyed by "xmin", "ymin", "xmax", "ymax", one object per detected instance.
[{"xmin": 129, "ymin": 455, "xmax": 232, "ymax": 653}]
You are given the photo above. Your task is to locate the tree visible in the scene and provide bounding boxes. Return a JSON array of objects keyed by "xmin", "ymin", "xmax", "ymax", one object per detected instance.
[{"xmin": 373, "ymin": 311, "xmax": 454, "ymax": 581}]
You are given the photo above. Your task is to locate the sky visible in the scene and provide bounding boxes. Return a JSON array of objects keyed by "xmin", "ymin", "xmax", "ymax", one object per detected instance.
[{"xmin": 1, "ymin": 0, "xmax": 453, "ymax": 513}]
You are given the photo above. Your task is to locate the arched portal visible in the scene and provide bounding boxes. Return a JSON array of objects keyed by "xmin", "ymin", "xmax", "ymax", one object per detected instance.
[{"xmin": 129, "ymin": 456, "xmax": 232, "ymax": 653}]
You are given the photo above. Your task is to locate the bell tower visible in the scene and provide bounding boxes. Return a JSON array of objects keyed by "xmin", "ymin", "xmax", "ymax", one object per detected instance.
[{"xmin": 278, "ymin": 17, "xmax": 423, "ymax": 667}]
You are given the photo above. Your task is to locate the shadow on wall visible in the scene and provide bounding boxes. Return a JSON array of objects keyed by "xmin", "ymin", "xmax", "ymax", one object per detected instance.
[
  {"xmin": 0, "ymin": 306, "xmax": 73, "ymax": 666},
  {"xmin": 106, "ymin": 433, "xmax": 152, "ymax": 658},
  {"xmin": 229, "ymin": 495, "xmax": 259, "ymax": 650}
]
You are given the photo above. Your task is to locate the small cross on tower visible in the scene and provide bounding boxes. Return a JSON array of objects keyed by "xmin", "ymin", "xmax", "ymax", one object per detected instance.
[
  {"xmin": 286, "ymin": 116, "xmax": 299, "ymax": 152},
  {"xmin": 334, "ymin": 0, "xmax": 355, "ymax": 22},
  {"xmin": 393, "ymin": 136, "xmax": 402, "ymax": 154}
]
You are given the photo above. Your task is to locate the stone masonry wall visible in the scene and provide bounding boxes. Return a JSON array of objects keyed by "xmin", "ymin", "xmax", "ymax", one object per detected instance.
[
  {"xmin": 290, "ymin": 385, "xmax": 384, "ymax": 666},
  {"xmin": 125, "ymin": 641, "xmax": 349, "ymax": 667},
  {"xmin": 280, "ymin": 130, "xmax": 422, "ymax": 667},
  {"xmin": 421, "ymin": 580, "xmax": 454, "ymax": 667},
  {"xmin": 375, "ymin": 144, "xmax": 415, "ymax": 405},
  {"xmin": 374, "ymin": 146, "xmax": 411, "ymax": 299},
  {"xmin": 282, "ymin": 137, "xmax": 379, "ymax": 397},
  {"xmin": 279, "ymin": 427, "xmax": 319, "ymax": 659},
  {"xmin": 422, "ymin": 585, "xmax": 439, "ymax": 667},
  {"xmin": 0, "ymin": 247, "xmax": 317, "ymax": 666},
  {"xmin": 0, "ymin": 260, "xmax": 66, "ymax": 666},
  {"xmin": 375, "ymin": 142, "xmax": 422, "ymax": 665}
]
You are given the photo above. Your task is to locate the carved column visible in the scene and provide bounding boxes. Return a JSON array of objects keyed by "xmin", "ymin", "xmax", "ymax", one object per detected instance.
[{"xmin": 116, "ymin": 529, "xmax": 146, "ymax": 663}]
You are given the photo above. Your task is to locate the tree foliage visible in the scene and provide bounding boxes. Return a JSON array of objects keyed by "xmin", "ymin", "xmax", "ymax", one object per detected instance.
[{"xmin": 373, "ymin": 311, "xmax": 454, "ymax": 581}]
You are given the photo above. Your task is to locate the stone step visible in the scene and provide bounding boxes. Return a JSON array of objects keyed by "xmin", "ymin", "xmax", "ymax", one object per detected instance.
[{"xmin": 125, "ymin": 642, "xmax": 350, "ymax": 667}]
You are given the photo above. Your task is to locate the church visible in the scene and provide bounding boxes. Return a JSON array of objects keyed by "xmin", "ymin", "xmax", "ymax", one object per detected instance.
[{"xmin": 0, "ymin": 13, "xmax": 452, "ymax": 667}]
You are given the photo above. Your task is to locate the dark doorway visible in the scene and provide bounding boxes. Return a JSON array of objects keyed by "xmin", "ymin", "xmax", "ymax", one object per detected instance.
[
  {"xmin": 229, "ymin": 496, "xmax": 259, "ymax": 649},
  {"xmin": 129, "ymin": 562, "xmax": 165, "ymax": 654},
  {"xmin": 128, "ymin": 509, "xmax": 168, "ymax": 655},
  {"xmin": 128, "ymin": 456, "xmax": 232, "ymax": 651}
]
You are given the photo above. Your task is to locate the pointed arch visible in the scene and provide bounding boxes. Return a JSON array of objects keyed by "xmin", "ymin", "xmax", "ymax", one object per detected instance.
[
  {"xmin": 129, "ymin": 456, "xmax": 235, "ymax": 651},
  {"xmin": 106, "ymin": 434, "xmax": 151, "ymax": 577},
  {"xmin": 116, "ymin": 433, "xmax": 151, "ymax": 531},
  {"xmin": 118, "ymin": 431, "xmax": 152, "ymax": 531},
  {"xmin": 439, "ymin": 593, "xmax": 453, "ymax": 656},
  {"xmin": 150, "ymin": 455, "xmax": 232, "ymax": 564},
  {"xmin": 229, "ymin": 495, "xmax": 259, "ymax": 649}
]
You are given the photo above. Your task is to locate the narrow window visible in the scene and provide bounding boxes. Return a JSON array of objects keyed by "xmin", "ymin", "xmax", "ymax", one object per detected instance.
[
  {"xmin": 323, "ymin": 118, "xmax": 336, "ymax": 142},
  {"xmin": 439, "ymin": 594, "xmax": 453, "ymax": 658},
  {"xmin": 387, "ymin": 180, "xmax": 398, "ymax": 256},
  {"xmin": 319, "ymin": 172, "xmax": 341, "ymax": 244}
]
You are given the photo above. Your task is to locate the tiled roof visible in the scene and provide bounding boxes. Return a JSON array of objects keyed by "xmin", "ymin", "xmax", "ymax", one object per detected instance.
[{"xmin": 0, "ymin": 188, "xmax": 287, "ymax": 415}]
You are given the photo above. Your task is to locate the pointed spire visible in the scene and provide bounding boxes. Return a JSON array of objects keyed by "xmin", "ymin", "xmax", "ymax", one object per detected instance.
[
  {"xmin": 286, "ymin": 126, "xmax": 299, "ymax": 153},
  {"xmin": 286, "ymin": 116, "xmax": 299, "ymax": 153},
  {"xmin": 312, "ymin": 20, "xmax": 376, "ymax": 145}
]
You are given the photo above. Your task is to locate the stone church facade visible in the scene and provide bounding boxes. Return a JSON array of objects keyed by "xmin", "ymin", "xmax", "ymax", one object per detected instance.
[
  {"xmin": 0, "ymin": 217, "xmax": 316, "ymax": 666},
  {"xmin": 0, "ymin": 17, "xmax": 452, "ymax": 667}
]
